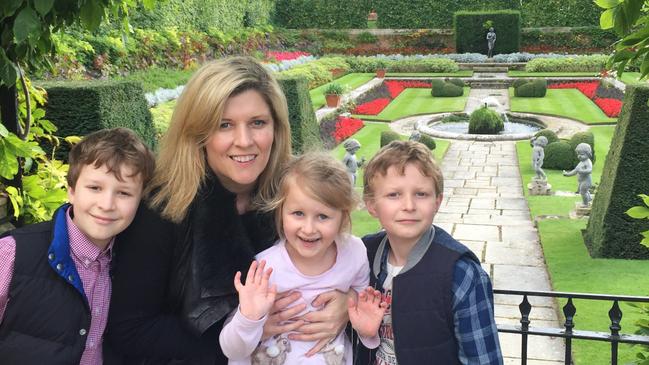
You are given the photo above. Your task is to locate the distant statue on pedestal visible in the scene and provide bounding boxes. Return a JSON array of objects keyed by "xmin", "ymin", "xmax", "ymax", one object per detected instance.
[
  {"xmin": 563, "ymin": 143, "xmax": 593, "ymax": 207},
  {"xmin": 342, "ymin": 139, "xmax": 364, "ymax": 186},
  {"xmin": 531, "ymin": 136, "xmax": 548, "ymax": 180},
  {"xmin": 528, "ymin": 136, "xmax": 552, "ymax": 195},
  {"xmin": 486, "ymin": 27, "xmax": 496, "ymax": 58}
]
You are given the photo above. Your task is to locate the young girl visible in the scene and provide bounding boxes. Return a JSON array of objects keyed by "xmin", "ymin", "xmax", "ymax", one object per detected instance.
[{"xmin": 219, "ymin": 152, "xmax": 386, "ymax": 365}]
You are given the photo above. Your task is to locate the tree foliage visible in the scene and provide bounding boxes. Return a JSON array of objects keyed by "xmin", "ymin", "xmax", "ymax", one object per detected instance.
[{"xmin": 597, "ymin": 0, "xmax": 649, "ymax": 79}]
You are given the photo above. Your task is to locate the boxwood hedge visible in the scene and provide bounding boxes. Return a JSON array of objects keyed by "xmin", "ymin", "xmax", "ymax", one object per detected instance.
[{"xmin": 454, "ymin": 10, "xmax": 520, "ymax": 54}]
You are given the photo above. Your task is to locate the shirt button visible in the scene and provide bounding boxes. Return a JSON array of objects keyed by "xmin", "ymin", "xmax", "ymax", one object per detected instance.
[
  {"xmin": 56, "ymin": 263, "xmax": 63, "ymax": 271},
  {"xmin": 79, "ymin": 329, "xmax": 87, "ymax": 336},
  {"xmin": 68, "ymin": 275, "xmax": 74, "ymax": 282},
  {"xmin": 48, "ymin": 253, "xmax": 55, "ymax": 261}
]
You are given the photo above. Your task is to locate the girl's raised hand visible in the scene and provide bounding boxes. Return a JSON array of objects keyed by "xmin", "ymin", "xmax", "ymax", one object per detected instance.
[
  {"xmin": 348, "ymin": 287, "xmax": 387, "ymax": 338},
  {"xmin": 234, "ymin": 260, "xmax": 277, "ymax": 321}
]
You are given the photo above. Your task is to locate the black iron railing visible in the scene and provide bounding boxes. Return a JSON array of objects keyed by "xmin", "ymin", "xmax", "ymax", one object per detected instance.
[{"xmin": 494, "ymin": 289, "xmax": 649, "ymax": 365}]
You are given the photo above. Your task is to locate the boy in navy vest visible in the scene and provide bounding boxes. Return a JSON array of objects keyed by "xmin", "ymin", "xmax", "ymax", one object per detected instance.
[
  {"xmin": 356, "ymin": 140, "xmax": 502, "ymax": 365},
  {"xmin": 0, "ymin": 128, "xmax": 154, "ymax": 365}
]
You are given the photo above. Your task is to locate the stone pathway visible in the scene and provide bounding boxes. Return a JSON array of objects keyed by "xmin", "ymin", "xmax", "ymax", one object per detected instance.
[{"xmin": 435, "ymin": 140, "xmax": 565, "ymax": 364}]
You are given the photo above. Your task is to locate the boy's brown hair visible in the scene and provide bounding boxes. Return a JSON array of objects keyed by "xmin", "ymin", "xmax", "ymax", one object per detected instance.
[
  {"xmin": 363, "ymin": 140, "xmax": 443, "ymax": 201},
  {"xmin": 67, "ymin": 128, "xmax": 155, "ymax": 189},
  {"xmin": 263, "ymin": 152, "xmax": 358, "ymax": 238}
]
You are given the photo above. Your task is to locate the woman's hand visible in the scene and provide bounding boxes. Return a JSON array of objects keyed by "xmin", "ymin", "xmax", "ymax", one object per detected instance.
[
  {"xmin": 290, "ymin": 289, "xmax": 351, "ymax": 356},
  {"xmin": 234, "ymin": 260, "xmax": 276, "ymax": 321},
  {"xmin": 261, "ymin": 291, "xmax": 306, "ymax": 341}
]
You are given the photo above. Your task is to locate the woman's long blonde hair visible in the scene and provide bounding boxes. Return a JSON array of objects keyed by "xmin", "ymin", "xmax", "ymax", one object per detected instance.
[{"xmin": 149, "ymin": 57, "xmax": 292, "ymax": 223}]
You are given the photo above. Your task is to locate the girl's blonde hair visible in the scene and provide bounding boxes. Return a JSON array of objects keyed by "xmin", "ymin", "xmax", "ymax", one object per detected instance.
[
  {"xmin": 149, "ymin": 57, "xmax": 292, "ymax": 222},
  {"xmin": 263, "ymin": 152, "xmax": 358, "ymax": 238}
]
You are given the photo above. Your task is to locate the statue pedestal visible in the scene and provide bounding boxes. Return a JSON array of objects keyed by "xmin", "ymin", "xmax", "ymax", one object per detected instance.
[
  {"xmin": 528, "ymin": 178, "xmax": 552, "ymax": 195},
  {"xmin": 570, "ymin": 202, "xmax": 591, "ymax": 218}
]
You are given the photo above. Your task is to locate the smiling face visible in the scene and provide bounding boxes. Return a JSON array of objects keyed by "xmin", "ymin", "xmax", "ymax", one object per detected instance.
[
  {"xmin": 281, "ymin": 179, "xmax": 343, "ymax": 275},
  {"xmin": 67, "ymin": 163, "xmax": 143, "ymax": 250},
  {"xmin": 205, "ymin": 89, "xmax": 275, "ymax": 195},
  {"xmin": 365, "ymin": 163, "xmax": 443, "ymax": 249}
]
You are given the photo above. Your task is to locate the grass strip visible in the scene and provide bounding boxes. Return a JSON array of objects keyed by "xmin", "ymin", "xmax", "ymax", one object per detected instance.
[{"xmin": 377, "ymin": 87, "xmax": 468, "ymax": 121}]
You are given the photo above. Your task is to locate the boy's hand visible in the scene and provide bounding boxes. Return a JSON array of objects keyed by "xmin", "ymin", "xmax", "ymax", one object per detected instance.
[
  {"xmin": 234, "ymin": 260, "xmax": 277, "ymax": 321},
  {"xmin": 348, "ymin": 287, "xmax": 387, "ymax": 338}
]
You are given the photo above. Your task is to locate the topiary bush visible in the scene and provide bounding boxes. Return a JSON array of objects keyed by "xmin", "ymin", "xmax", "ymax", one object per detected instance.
[
  {"xmin": 419, "ymin": 134, "xmax": 436, "ymax": 150},
  {"xmin": 380, "ymin": 130, "xmax": 401, "ymax": 147},
  {"xmin": 584, "ymin": 84, "xmax": 649, "ymax": 259},
  {"xmin": 569, "ymin": 131, "xmax": 595, "ymax": 166},
  {"xmin": 512, "ymin": 78, "xmax": 530, "ymax": 88},
  {"xmin": 514, "ymin": 79, "xmax": 547, "ymax": 97},
  {"xmin": 468, "ymin": 106, "xmax": 504, "ymax": 134},
  {"xmin": 534, "ymin": 129, "xmax": 559, "ymax": 145},
  {"xmin": 431, "ymin": 79, "xmax": 464, "ymax": 97},
  {"xmin": 448, "ymin": 78, "xmax": 465, "ymax": 87},
  {"xmin": 542, "ymin": 140, "xmax": 574, "ymax": 170}
]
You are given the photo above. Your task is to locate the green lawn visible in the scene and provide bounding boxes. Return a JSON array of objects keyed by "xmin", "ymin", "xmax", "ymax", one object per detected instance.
[
  {"xmin": 516, "ymin": 125, "xmax": 649, "ymax": 364},
  {"xmin": 386, "ymin": 71, "xmax": 473, "ymax": 77},
  {"xmin": 310, "ymin": 73, "xmax": 374, "ymax": 109},
  {"xmin": 619, "ymin": 71, "xmax": 649, "ymax": 85},
  {"xmin": 330, "ymin": 122, "xmax": 449, "ymax": 237},
  {"xmin": 150, "ymin": 99, "xmax": 176, "ymax": 136},
  {"xmin": 509, "ymin": 88, "xmax": 617, "ymax": 125},
  {"xmin": 363, "ymin": 87, "xmax": 468, "ymax": 122},
  {"xmin": 508, "ymin": 71, "xmax": 598, "ymax": 77}
]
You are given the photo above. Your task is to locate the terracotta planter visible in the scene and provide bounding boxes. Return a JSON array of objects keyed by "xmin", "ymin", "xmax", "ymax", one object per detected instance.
[
  {"xmin": 331, "ymin": 68, "xmax": 345, "ymax": 78},
  {"xmin": 325, "ymin": 94, "xmax": 341, "ymax": 108},
  {"xmin": 376, "ymin": 69, "xmax": 386, "ymax": 78}
]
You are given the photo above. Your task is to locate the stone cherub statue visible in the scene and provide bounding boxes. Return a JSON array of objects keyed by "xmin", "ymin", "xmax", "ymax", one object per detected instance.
[
  {"xmin": 342, "ymin": 139, "xmax": 365, "ymax": 185},
  {"xmin": 486, "ymin": 27, "xmax": 496, "ymax": 58},
  {"xmin": 409, "ymin": 130, "xmax": 421, "ymax": 142},
  {"xmin": 531, "ymin": 136, "xmax": 548, "ymax": 180},
  {"xmin": 563, "ymin": 143, "xmax": 593, "ymax": 207}
]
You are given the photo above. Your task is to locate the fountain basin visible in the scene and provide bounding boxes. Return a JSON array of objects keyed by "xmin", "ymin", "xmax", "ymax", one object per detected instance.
[{"xmin": 416, "ymin": 112, "xmax": 546, "ymax": 141}]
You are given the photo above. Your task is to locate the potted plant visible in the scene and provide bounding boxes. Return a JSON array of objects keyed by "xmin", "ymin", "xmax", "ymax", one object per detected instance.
[
  {"xmin": 375, "ymin": 59, "xmax": 387, "ymax": 78},
  {"xmin": 324, "ymin": 83, "xmax": 344, "ymax": 108}
]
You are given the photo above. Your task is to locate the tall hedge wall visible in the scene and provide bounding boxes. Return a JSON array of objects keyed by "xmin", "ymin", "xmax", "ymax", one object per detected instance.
[
  {"xmin": 454, "ymin": 10, "xmax": 520, "ymax": 54},
  {"xmin": 128, "ymin": 0, "xmax": 274, "ymax": 32},
  {"xmin": 372, "ymin": 0, "xmax": 599, "ymax": 28},
  {"xmin": 277, "ymin": 76, "xmax": 322, "ymax": 154},
  {"xmin": 41, "ymin": 80, "xmax": 157, "ymax": 158},
  {"xmin": 272, "ymin": 0, "xmax": 370, "ymax": 29},
  {"xmin": 583, "ymin": 84, "xmax": 649, "ymax": 259}
]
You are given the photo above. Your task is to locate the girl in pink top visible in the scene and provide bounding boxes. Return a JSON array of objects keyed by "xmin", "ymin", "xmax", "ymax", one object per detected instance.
[{"xmin": 219, "ymin": 152, "xmax": 386, "ymax": 365}]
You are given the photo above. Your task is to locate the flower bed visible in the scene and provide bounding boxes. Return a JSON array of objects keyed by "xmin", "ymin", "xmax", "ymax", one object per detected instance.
[
  {"xmin": 266, "ymin": 51, "xmax": 311, "ymax": 62},
  {"xmin": 333, "ymin": 116, "xmax": 364, "ymax": 143},
  {"xmin": 353, "ymin": 80, "xmax": 431, "ymax": 115},
  {"xmin": 593, "ymin": 98, "xmax": 623, "ymax": 118},
  {"xmin": 549, "ymin": 81, "xmax": 623, "ymax": 117}
]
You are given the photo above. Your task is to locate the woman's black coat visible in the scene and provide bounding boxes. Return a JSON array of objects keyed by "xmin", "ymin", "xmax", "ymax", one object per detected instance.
[{"xmin": 106, "ymin": 173, "xmax": 277, "ymax": 364}]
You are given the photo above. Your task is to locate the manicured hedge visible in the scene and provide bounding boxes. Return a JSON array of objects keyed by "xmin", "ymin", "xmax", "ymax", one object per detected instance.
[
  {"xmin": 569, "ymin": 131, "xmax": 595, "ymax": 166},
  {"xmin": 277, "ymin": 76, "xmax": 322, "ymax": 154},
  {"xmin": 534, "ymin": 129, "xmax": 559, "ymax": 145},
  {"xmin": 380, "ymin": 131, "xmax": 401, "ymax": 147},
  {"xmin": 273, "ymin": 0, "xmax": 370, "ymax": 29},
  {"xmin": 454, "ymin": 10, "xmax": 520, "ymax": 54},
  {"xmin": 127, "ymin": 0, "xmax": 273, "ymax": 32},
  {"xmin": 373, "ymin": 0, "xmax": 598, "ymax": 28},
  {"xmin": 431, "ymin": 80, "xmax": 463, "ymax": 97},
  {"xmin": 419, "ymin": 134, "xmax": 437, "ymax": 151},
  {"xmin": 514, "ymin": 79, "xmax": 547, "ymax": 97},
  {"xmin": 542, "ymin": 140, "xmax": 574, "ymax": 170},
  {"xmin": 41, "ymin": 80, "xmax": 156, "ymax": 158},
  {"xmin": 525, "ymin": 55, "xmax": 608, "ymax": 72},
  {"xmin": 584, "ymin": 84, "xmax": 649, "ymax": 259},
  {"xmin": 468, "ymin": 106, "xmax": 503, "ymax": 134}
]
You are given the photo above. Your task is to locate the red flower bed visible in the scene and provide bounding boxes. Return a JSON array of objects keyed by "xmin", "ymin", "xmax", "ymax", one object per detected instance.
[
  {"xmin": 266, "ymin": 51, "xmax": 310, "ymax": 61},
  {"xmin": 353, "ymin": 98, "xmax": 391, "ymax": 115},
  {"xmin": 593, "ymin": 98, "xmax": 623, "ymax": 117},
  {"xmin": 549, "ymin": 81, "xmax": 599, "ymax": 99},
  {"xmin": 384, "ymin": 80, "xmax": 432, "ymax": 98},
  {"xmin": 333, "ymin": 116, "xmax": 364, "ymax": 143}
]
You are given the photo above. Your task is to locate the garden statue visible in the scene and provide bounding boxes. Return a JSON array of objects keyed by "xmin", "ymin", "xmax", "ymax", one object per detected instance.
[
  {"xmin": 342, "ymin": 139, "xmax": 365, "ymax": 185},
  {"xmin": 563, "ymin": 143, "xmax": 593, "ymax": 207},
  {"xmin": 486, "ymin": 27, "xmax": 496, "ymax": 58},
  {"xmin": 409, "ymin": 130, "xmax": 421, "ymax": 142},
  {"xmin": 531, "ymin": 136, "xmax": 548, "ymax": 180}
]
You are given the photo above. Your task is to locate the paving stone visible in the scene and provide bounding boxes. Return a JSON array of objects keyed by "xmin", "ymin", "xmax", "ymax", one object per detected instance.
[
  {"xmin": 496, "ymin": 198, "xmax": 530, "ymax": 210},
  {"xmin": 499, "ymin": 333, "xmax": 564, "ymax": 362},
  {"xmin": 502, "ymin": 225, "xmax": 539, "ymax": 243},
  {"xmin": 494, "ymin": 293, "xmax": 556, "ymax": 308},
  {"xmin": 453, "ymin": 171, "xmax": 477, "ymax": 179},
  {"xmin": 464, "ymin": 180, "xmax": 494, "ymax": 188},
  {"xmin": 496, "ymin": 304, "xmax": 559, "ymax": 322},
  {"xmin": 453, "ymin": 188, "xmax": 479, "ymax": 195},
  {"xmin": 434, "ymin": 222, "xmax": 454, "ymax": 234},
  {"xmin": 471, "ymin": 198, "xmax": 496, "ymax": 209},
  {"xmin": 485, "ymin": 246, "xmax": 545, "ymax": 266},
  {"xmin": 459, "ymin": 240, "xmax": 485, "ymax": 259},
  {"xmin": 504, "ymin": 357, "xmax": 565, "ymax": 365},
  {"xmin": 433, "ymin": 212, "xmax": 463, "ymax": 223},
  {"xmin": 454, "ymin": 224, "xmax": 500, "ymax": 241},
  {"xmin": 439, "ymin": 205, "xmax": 469, "ymax": 214},
  {"xmin": 461, "ymin": 215, "xmax": 498, "ymax": 225},
  {"xmin": 493, "ymin": 177, "xmax": 523, "ymax": 186},
  {"xmin": 493, "ymin": 265, "xmax": 552, "ymax": 291},
  {"xmin": 444, "ymin": 179, "xmax": 465, "ymax": 188}
]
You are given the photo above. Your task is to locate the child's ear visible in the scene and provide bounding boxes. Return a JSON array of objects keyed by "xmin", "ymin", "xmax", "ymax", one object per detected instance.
[
  {"xmin": 365, "ymin": 198, "xmax": 378, "ymax": 218},
  {"xmin": 67, "ymin": 185, "xmax": 76, "ymax": 204}
]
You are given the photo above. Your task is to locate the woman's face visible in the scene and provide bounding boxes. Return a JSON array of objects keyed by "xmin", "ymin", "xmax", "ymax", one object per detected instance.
[{"xmin": 206, "ymin": 89, "xmax": 275, "ymax": 194}]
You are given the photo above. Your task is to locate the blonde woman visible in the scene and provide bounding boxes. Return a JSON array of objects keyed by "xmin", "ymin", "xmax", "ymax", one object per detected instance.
[{"xmin": 107, "ymin": 57, "xmax": 350, "ymax": 364}]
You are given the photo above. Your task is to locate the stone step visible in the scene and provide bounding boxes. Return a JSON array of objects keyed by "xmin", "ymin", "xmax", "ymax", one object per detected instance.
[{"xmin": 473, "ymin": 66, "xmax": 509, "ymax": 73}]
